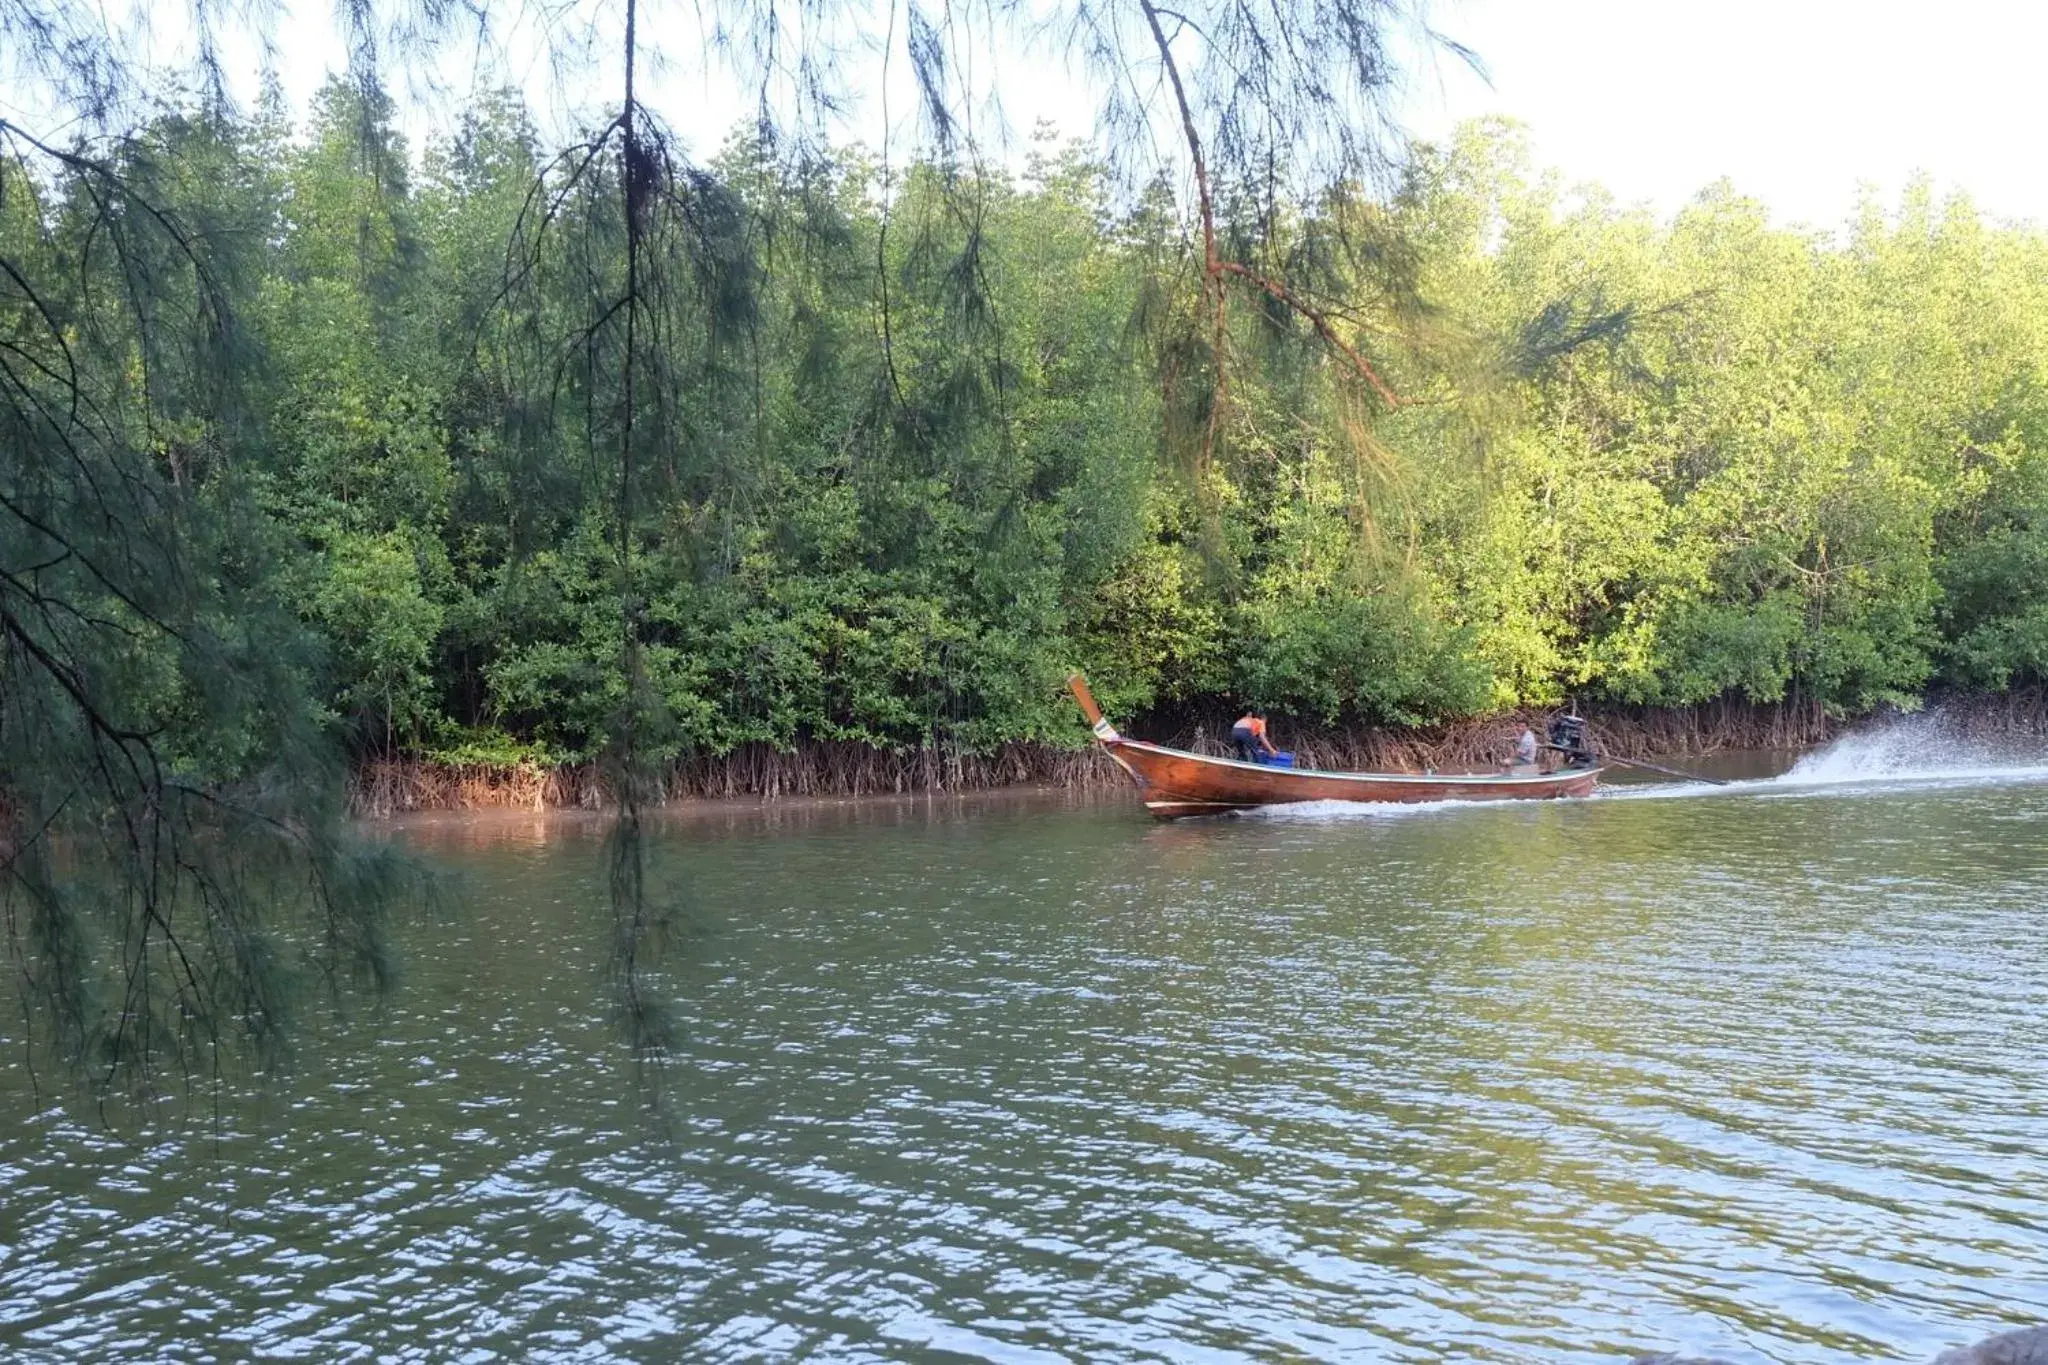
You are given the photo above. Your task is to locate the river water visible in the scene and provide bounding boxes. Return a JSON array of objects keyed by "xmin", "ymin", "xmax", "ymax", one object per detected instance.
[{"xmin": 3, "ymin": 729, "xmax": 2047, "ymax": 1362}]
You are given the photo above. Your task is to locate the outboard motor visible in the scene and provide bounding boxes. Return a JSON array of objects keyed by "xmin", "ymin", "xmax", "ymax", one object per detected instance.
[{"xmin": 1547, "ymin": 713, "xmax": 1596, "ymax": 767}]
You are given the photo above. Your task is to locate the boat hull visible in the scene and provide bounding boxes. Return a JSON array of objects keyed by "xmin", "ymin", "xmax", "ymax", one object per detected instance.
[{"xmin": 1099, "ymin": 738, "xmax": 1601, "ymax": 818}]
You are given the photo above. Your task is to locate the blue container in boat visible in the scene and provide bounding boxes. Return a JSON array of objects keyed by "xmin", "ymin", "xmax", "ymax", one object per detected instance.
[{"xmin": 1265, "ymin": 751, "xmax": 1295, "ymax": 768}]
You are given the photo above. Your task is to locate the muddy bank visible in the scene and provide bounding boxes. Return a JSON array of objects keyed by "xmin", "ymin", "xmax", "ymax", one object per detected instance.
[
  {"xmin": 347, "ymin": 688, "xmax": 2048, "ymax": 815},
  {"xmin": 349, "ymin": 739, "xmax": 1115, "ymax": 816}
]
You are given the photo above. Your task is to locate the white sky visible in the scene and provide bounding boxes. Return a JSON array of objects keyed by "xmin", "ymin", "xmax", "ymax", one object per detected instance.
[
  {"xmin": 12, "ymin": 0, "xmax": 2043, "ymax": 229},
  {"xmin": 1407, "ymin": 0, "xmax": 2048, "ymax": 227}
]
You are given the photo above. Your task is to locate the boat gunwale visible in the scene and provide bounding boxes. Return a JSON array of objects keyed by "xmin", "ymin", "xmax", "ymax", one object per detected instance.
[{"xmin": 1107, "ymin": 737, "xmax": 1604, "ymax": 788}]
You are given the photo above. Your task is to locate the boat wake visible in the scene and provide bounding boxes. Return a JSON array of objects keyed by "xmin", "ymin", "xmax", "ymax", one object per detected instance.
[
  {"xmin": 1603, "ymin": 710, "xmax": 2048, "ymax": 803},
  {"xmin": 1240, "ymin": 711, "xmax": 2048, "ymax": 821},
  {"xmin": 1251, "ymin": 795, "xmax": 1479, "ymax": 822}
]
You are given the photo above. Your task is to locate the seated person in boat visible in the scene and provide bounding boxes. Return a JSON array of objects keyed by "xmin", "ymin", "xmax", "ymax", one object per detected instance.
[
  {"xmin": 1505, "ymin": 723, "xmax": 1538, "ymax": 773},
  {"xmin": 1232, "ymin": 710, "xmax": 1279, "ymax": 763}
]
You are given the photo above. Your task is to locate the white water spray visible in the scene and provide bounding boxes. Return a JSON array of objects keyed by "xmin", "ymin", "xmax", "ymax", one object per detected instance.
[
  {"xmin": 1779, "ymin": 709, "xmax": 2048, "ymax": 788},
  {"xmin": 1591, "ymin": 708, "xmax": 2048, "ymax": 803}
]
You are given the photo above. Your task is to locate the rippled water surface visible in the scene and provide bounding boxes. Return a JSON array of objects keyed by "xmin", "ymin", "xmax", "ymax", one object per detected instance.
[{"xmin": 4, "ymin": 740, "xmax": 2048, "ymax": 1362}]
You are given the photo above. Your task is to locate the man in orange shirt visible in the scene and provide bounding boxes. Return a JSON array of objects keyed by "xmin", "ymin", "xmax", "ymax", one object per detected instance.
[{"xmin": 1231, "ymin": 709, "xmax": 1279, "ymax": 763}]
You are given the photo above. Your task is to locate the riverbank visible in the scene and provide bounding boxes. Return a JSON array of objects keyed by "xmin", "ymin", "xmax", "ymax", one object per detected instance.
[
  {"xmin": 346, "ymin": 688, "xmax": 2048, "ymax": 816},
  {"xmin": 348, "ymin": 739, "xmax": 1113, "ymax": 816}
]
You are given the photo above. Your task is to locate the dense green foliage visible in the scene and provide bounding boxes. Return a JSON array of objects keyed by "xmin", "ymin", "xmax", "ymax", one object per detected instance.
[
  {"xmin": 1380, "ymin": 126, "xmax": 2048, "ymax": 717},
  {"xmin": 15, "ymin": 93, "xmax": 2048, "ymax": 793}
]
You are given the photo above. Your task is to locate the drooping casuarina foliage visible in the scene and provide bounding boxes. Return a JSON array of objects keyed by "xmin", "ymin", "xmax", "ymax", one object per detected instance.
[{"xmin": 0, "ymin": 0, "xmax": 1458, "ymax": 1079}]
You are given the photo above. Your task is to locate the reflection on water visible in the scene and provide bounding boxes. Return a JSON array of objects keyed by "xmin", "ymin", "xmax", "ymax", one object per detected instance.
[{"xmin": 3, "ymin": 751, "xmax": 2046, "ymax": 1362}]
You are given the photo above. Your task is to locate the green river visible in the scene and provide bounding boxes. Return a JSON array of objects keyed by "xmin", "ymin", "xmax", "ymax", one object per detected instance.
[{"xmin": 3, "ymin": 730, "xmax": 2046, "ymax": 1362}]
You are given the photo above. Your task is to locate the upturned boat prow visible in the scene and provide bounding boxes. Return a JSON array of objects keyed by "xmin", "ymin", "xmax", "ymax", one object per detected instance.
[{"xmin": 1065, "ymin": 673, "xmax": 1602, "ymax": 819}]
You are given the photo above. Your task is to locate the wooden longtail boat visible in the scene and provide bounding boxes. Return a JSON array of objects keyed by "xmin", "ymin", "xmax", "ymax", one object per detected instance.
[{"xmin": 1068, "ymin": 675, "xmax": 1603, "ymax": 819}]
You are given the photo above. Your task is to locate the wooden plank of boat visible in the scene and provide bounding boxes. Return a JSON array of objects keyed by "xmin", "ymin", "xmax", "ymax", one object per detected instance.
[{"xmin": 1067, "ymin": 674, "xmax": 1602, "ymax": 818}]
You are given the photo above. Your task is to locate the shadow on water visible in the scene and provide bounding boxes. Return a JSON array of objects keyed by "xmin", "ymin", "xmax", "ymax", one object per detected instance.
[{"xmin": 2, "ymin": 730, "xmax": 2046, "ymax": 1361}]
